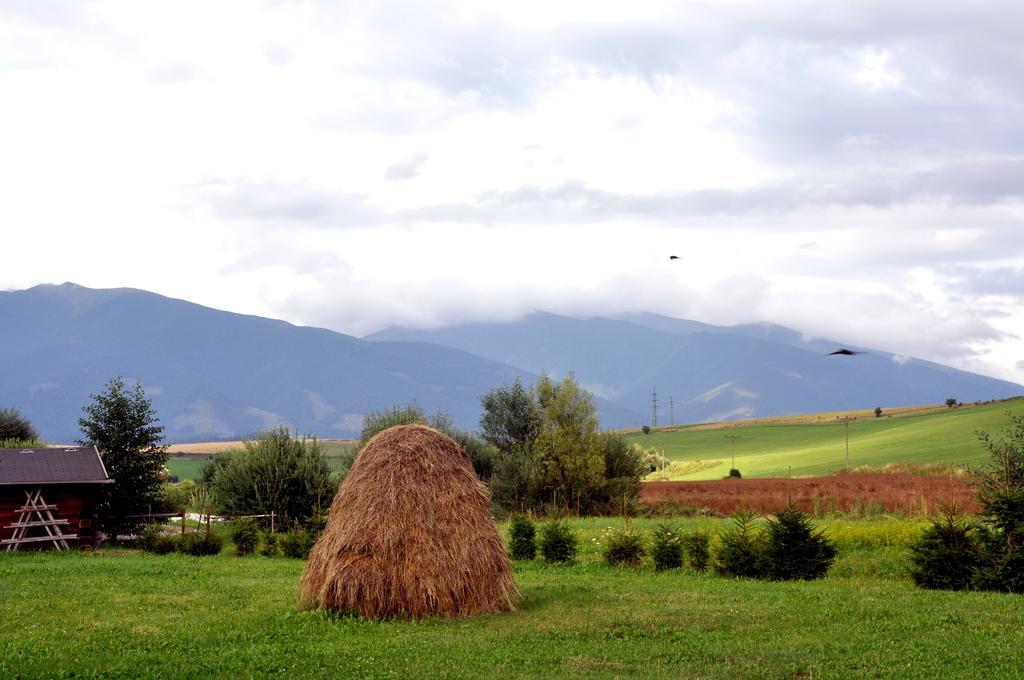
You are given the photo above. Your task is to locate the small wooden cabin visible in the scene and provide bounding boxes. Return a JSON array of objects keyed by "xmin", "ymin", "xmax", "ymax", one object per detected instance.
[{"xmin": 0, "ymin": 446, "xmax": 112, "ymax": 552}]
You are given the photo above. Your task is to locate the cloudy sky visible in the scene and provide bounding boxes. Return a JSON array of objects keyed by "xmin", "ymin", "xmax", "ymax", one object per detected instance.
[{"xmin": 2, "ymin": 1, "xmax": 1023, "ymax": 383}]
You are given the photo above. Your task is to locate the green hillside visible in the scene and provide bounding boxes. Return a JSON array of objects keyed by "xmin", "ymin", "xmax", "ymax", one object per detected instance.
[{"xmin": 625, "ymin": 398, "xmax": 1024, "ymax": 480}]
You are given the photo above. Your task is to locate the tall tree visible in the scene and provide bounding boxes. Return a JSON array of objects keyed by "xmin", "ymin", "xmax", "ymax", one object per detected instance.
[
  {"xmin": 479, "ymin": 377, "xmax": 542, "ymax": 453},
  {"xmin": 533, "ymin": 373, "xmax": 605, "ymax": 512},
  {"xmin": 78, "ymin": 377, "xmax": 169, "ymax": 538}
]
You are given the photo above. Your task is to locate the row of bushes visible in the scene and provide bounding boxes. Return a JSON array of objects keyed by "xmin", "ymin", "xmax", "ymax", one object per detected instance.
[
  {"xmin": 507, "ymin": 507, "xmax": 838, "ymax": 580},
  {"xmin": 136, "ymin": 517, "xmax": 325, "ymax": 559}
]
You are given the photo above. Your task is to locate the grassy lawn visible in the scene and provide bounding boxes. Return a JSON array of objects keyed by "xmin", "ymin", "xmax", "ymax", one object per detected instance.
[
  {"xmin": 2, "ymin": 518, "xmax": 1023, "ymax": 678},
  {"xmin": 627, "ymin": 398, "xmax": 1024, "ymax": 480}
]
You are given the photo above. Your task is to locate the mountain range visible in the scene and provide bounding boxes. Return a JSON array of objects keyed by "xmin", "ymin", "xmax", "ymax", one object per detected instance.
[{"xmin": 2, "ymin": 283, "xmax": 1020, "ymax": 442}]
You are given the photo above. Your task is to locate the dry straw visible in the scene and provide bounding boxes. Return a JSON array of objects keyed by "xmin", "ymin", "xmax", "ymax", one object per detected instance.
[{"xmin": 300, "ymin": 424, "xmax": 518, "ymax": 619}]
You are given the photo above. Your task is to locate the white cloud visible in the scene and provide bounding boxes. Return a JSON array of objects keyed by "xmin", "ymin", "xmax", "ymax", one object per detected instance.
[{"xmin": 1, "ymin": 1, "xmax": 1023, "ymax": 383}]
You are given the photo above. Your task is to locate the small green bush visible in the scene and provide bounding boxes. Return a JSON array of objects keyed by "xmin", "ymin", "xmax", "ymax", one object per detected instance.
[
  {"xmin": 909, "ymin": 510, "xmax": 981, "ymax": 590},
  {"xmin": 760, "ymin": 506, "xmax": 837, "ymax": 580},
  {"xmin": 714, "ymin": 511, "xmax": 764, "ymax": 578},
  {"xmin": 602, "ymin": 527, "xmax": 645, "ymax": 567},
  {"xmin": 280, "ymin": 526, "xmax": 315, "ymax": 559},
  {"xmin": 683, "ymin": 530, "xmax": 711, "ymax": 573},
  {"xmin": 179, "ymin": 531, "xmax": 223, "ymax": 557},
  {"xmin": 259, "ymin": 531, "xmax": 278, "ymax": 557},
  {"xmin": 231, "ymin": 518, "xmax": 260, "ymax": 557},
  {"xmin": 539, "ymin": 519, "xmax": 578, "ymax": 563},
  {"xmin": 650, "ymin": 524, "xmax": 683, "ymax": 571},
  {"xmin": 135, "ymin": 523, "xmax": 164, "ymax": 552},
  {"xmin": 152, "ymin": 534, "xmax": 178, "ymax": 555},
  {"xmin": 508, "ymin": 515, "xmax": 537, "ymax": 560},
  {"xmin": 728, "ymin": 468, "xmax": 742, "ymax": 479}
]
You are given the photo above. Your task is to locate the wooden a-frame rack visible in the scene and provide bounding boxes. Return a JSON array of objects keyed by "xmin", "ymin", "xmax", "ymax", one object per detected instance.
[{"xmin": 2, "ymin": 488, "xmax": 77, "ymax": 553}]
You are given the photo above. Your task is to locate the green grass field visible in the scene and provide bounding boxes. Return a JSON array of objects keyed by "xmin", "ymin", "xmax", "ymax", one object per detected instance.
[
  {"xmin": 626, "ymin": 398, "xmax": 1024, "ymax": 480},
  {"xmin": 2, "ymin": 517, "xmax": 1023, "ymax": 678}
]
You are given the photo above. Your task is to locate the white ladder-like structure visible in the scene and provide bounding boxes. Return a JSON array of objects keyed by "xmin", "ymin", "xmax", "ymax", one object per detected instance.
[{"xmin": 2, "ymin": 488, "xmax": 77, "ymax": 553}]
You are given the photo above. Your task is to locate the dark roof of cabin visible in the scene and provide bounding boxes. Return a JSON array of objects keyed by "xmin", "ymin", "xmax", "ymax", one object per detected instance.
[{"xmin": 0, "ymin": 446, "xmax": 112, "ymax": 486}]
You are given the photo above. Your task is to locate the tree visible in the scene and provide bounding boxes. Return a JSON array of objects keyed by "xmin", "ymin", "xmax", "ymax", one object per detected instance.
[
  {"xmin": 205, "ymin": 428, "xmax": 337, "ymax": 524},
  {"xmin": 533, "ymin": 373, "xmax": 605, "ymax": 512},
  {"xmin": 0, "ymin": 406, "xmax": 39, "ymax": 444},
  {"xmin": 874, "ymin": 407, "xmax": 883, "ymax": 418},
  {"xmin": 479, "ymin": 377, "xmax": 541, "ymax": 453},
  {"xmin": 946, "ymin": 398, "xmax": 959, "ymax": 408},
  {"xmin": 78, "ymin": 378, "xmax": 169, "ymax": 538}
]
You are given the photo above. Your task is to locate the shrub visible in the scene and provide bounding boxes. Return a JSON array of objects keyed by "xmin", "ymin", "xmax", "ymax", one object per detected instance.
[
  {"xmin": 728, "ymin": 468, "xmax": 742, "ymax": 479},
  {"xmin": 683, "ymin": 530, "xmax": 711, "ymax": 573},
  {"xmin": 759, "ymin": 506, "xmax": 837, "ymax": 580},
  {"xmin": 641, "ymin": 425, "xmax": 651, "ymax": 435},
  {"xmin": 508, "ymin": 515, "xmax": 537, "ymax": 560},
  {"xmin": 280, "ymin": 525, "xmax": 315, "ymax": 559},
  {"xmin": 538, "ymin": 519, "xmax": 578, "ymax": 563},
  {"xmin": 874, "ymin": 407, "xmax": 883, "ymax": 418},
  {"xmin": 970, "ymin": 412, "xmax": 1024, "ymax": 592},
  {"xmin": 650, "ymin": 524, "xmax": 683, "ymax": 571},
  {"xmin": 259, "ymin": 531, "xmax": 278, "ymax": 557},
  {"xmin": 714, "ymin": 511, "xmax": 764, "ymax": 578},
  {"xmin": 909, "ymin": 509, "xmax": 981, "ymax": 590},
  {"xmin": 602, "ymin": 527, "xmax": 645, "ymax": 567},
  {"xmin": 135, "ymin": 524, "xmax": 179, "ymax": 555},
  {"xmin": 204, "ymin": 428, "xmax": 338, "ymax": 525},
  {"xmin": 135, "ymin": 523, "xmax": 164, "ymax": 552},
  {"xmin": 151, "ymin": 533, "xmax": 178, "ymax": 555},
  {"xmin": 179, "ymin": 531, "xmax": 223, "ymax": 556},
  {"xmin": 231, "ymin": 517, "xmax": 260, "ymax": 557}
]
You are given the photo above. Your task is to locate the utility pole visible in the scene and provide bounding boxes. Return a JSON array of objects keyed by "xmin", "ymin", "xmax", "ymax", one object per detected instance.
[
  {"xmin": 650, "ymin": 386, "xmax": 658, "ymax": 427},
  {"xmin": 837, "ymin": 416, "xmax": 856, "ymax": 471},
  {"xmin": 724, "ymin": 434, "xmax": 741, "ymax": 470},
  {"xmin": 669, "ymin": 397, "xmax": 674, "ymax": 425}
]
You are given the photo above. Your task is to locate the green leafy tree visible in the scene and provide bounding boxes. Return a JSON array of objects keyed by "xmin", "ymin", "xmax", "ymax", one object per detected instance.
[
  {"xmin": 0, "ymin": 406, "xmax": 39, "ymax": 444},
  {"xmin": 204, "ymin": 428, "xmax": 337, "ymax": 525},
  {"xmin": 534, "ymin": 373, "xmax": 606, "ymax": 513},
  {"xmin": 479, "ymin": 377, "xmax": 542, "ymax": 453},
  {"xmin": 77, "ymin": 378, "xmax": 169, "ymax": 538}
]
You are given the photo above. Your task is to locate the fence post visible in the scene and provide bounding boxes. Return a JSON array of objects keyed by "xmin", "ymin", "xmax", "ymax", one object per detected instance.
[
  {"xmin": 181, "ymin": 511, "xmax": 186, "ymax": 536},
  {"xmin": 270, "ymin": 511, "xmax": 275, "ymax": 534}
]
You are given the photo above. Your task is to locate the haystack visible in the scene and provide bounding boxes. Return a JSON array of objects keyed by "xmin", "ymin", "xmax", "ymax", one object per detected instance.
[{"xmin": 300, "ymin": 424, "xmax": 518, "ymax": 619}]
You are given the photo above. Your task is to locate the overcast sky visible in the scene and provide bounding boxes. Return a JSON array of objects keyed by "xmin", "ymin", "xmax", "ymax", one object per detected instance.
[{"xmin": 2, "ymin": 1, "xmax": 1023, "ymax": 383}]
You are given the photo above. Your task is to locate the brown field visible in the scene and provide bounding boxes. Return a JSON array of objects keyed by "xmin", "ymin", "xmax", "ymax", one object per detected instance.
[{"xmin": 639, "ymin": 472, "xmax": 980, "ymax": 515}]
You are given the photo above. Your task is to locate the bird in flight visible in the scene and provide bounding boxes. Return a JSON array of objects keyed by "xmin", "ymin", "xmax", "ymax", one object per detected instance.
[
  {"xmin": 669, "ymin": 255, "xmax": 680, "ymax": 260},
  {"xmin": 825, "ymin": 348, "xmax": 867, "ymax": 356}
]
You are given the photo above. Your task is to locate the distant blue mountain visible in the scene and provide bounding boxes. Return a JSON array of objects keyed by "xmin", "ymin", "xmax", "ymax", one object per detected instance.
[
  {"xmin": 367, "ymin": 311, "xmax": 1024, "ymax": 424},
  {"xmin": 1, "ymin": 284, "xmax": 642, "ymax": 442}
]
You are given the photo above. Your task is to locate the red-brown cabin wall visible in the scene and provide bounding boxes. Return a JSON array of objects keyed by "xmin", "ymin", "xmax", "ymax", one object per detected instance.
[{"xmin": 0, "ymin": 485, "xmax": 102, "ymax": 550}]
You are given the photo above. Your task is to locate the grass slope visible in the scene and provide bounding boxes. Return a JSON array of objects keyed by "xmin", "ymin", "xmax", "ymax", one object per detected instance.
[
  {"xmin": 627, "ymin": 398, "xmax": 1024, "ymax": 480},
  {"xmin": 2, "ymin": 518, "xmax": 1024, "ymax": 679}
]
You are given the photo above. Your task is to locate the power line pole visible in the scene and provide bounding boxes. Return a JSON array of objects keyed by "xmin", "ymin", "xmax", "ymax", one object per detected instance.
[
  {"xmin": 724, "ymin": 434, "xmax": 741, "ymax": 470},
  {"xmin": 669, "ymin": 397, "xmax": 674, "ymax": 425},
  {"xmin": 650, "ymin": 386, "xmax": 658, "ymax": 427},
  {"xmin": 837, "ymin": 416, "xmax": 856, "ymax": 471}
]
